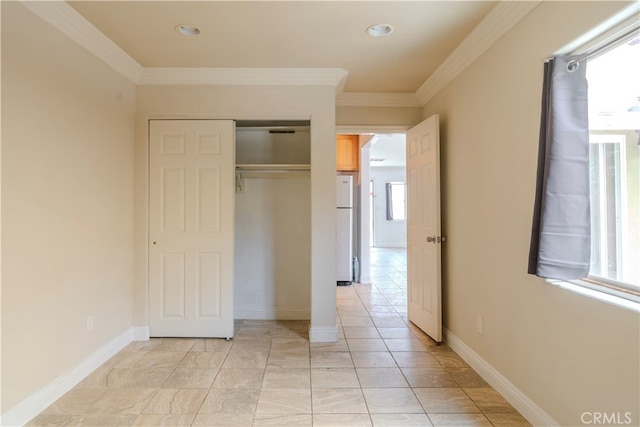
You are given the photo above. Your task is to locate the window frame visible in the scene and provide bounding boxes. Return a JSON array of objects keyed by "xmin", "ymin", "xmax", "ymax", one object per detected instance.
[
  {"xmin": 555, "ymin": 12, "xmax": 640, "ymax": 311},
  {"xmin": 587, "ymin": 134, "xmax": 629, "ymax": 285}
]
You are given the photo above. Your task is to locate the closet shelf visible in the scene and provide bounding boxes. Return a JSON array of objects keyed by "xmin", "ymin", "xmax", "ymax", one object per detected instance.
[
  {"xmin": 235, "ymin": 164, "xmax": 310, "ymax": 193},
  {"xmin": 236, "ymin": 164, "xmax": 310, "ymax": 171}
]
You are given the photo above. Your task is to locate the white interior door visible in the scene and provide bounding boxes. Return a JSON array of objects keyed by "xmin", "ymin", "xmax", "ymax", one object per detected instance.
[
  {"xmin": 406, "ymin": 114, "xmax": 442, "ymax": 342},
  {"xmin": 149, "ymin": 120, "xmax": 235, "ymax": 338}
]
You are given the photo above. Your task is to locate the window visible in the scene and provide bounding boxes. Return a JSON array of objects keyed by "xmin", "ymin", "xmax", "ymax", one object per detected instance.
[
  {"xmin": 386, "ymin": 182, "xmax": 406, "ymax": 221},
  {"xmin": 584, "ymin": 31, "xmax": 640, "ymax": 299}
]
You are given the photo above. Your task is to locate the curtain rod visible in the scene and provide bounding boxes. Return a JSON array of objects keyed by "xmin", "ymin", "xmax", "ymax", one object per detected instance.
[{"xmin": 566, "ymin": 26, "xmax": 639, "ymax": 71}]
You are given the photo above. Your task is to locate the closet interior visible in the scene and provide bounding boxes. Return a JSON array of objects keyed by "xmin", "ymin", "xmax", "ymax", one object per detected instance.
[{"xmin": 234, "ymin": 120, "xmax": 311, "ymax": 320}]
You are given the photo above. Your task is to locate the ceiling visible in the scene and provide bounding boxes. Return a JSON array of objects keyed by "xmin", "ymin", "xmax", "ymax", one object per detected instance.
[
  {"xmin": 370, "ymin": 134, "xmax": 406, "ymax": 167},
  {"xmin": 67, "ymin": 1, "xmax": 498, "ymax": 94}
]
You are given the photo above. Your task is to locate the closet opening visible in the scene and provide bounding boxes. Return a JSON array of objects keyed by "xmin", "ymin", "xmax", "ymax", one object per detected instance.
[{"xmin": 233, "ymin": 120, "xmax": 312, "ymax": 321}]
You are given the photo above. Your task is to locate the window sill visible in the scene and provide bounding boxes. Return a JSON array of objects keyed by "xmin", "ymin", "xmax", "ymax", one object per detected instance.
[{"xmin": 546, "ymin": 279, "xmax": 640, "ymax": 313}]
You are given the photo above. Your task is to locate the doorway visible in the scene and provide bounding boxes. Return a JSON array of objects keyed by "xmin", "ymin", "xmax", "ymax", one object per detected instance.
[
  {"xmin": 358, "ymin": 133, "xmax": 407, "ymax": 285},
  {"xmin": 340, "ymin": 116, "xmax": 443, "ymax": 342}
]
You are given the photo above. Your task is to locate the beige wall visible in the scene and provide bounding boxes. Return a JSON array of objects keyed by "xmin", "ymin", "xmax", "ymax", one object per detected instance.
[
  {"xmin": 336, "ymin": 106, "xmax": 422, "ymax": 128},
  {"xmin": 1, "ymin": 2, "xmax": 136, "ymax": 413},
  {"xmin": 135, "ymin": 85, "xmax": 338, "ymax": 339},
  {"xmin": 234, "ymin": 176, "xmax": 311, "ymax": 319},
  {"xmin": 3, "ymin": 0, "xmax": 637, "ymax": 422},
  {"xmin": 422, "ymin": 2, "xmax": 639, "ymax": 425}
]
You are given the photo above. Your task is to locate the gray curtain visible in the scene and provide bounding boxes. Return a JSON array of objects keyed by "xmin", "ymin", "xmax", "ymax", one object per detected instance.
[{"xmin": 528, "ymin": 56, "xmax": 591, "ymax": 280}]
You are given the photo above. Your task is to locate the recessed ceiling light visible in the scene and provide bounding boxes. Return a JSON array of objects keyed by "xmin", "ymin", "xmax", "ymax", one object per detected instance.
[
  {"xmin": 366, "ymin": 24, "xmax": 393, "ymax": 37},
  {"xmin": 175, "ymin": 24, "xmax": 201, "ymax": 36}
]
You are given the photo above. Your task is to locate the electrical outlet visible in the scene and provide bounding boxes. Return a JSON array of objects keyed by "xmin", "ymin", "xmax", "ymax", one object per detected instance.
[
  {"xmin": 86, "ymin": 315, "xmax": 94, "ymax": 333},
  {"xmin": 476, "ymin": 315, "xmax": 484, "ymax": 335}
]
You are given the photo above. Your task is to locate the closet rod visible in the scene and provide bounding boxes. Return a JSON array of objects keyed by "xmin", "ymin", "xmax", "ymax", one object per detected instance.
[{"xmin": 236, "ymin": 164, "xmax": 310, "ymax": 172}]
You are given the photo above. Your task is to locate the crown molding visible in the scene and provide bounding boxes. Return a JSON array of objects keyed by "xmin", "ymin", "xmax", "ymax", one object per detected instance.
[
  {"xmin": 138, "ymin": 67, "xmax": 349, "ymax": 89},
  {"xmin": 416, "ymin": 1, "xmax": 541, "ymax": 105},
  {"xmin": 336, "ymin": 92, "xmax": 422, "ymax": 108},
  {"xmin": 22, "ymin": 0, "xmax": 540, "ymax": 102},
  {"xmin": 21, "ymin": 1, "xmax": 348, "ymax": 90},
  {"xmin": 22, "ymin": 0, "xmax": 144, "ymax": 84}
]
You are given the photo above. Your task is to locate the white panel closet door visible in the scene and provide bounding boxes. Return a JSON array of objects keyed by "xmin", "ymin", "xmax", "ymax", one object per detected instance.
[
  {"xmin": 406, "ymin": 114, "xmax": 442, "ymax": 342},
  {"xmin": 149, "ymin": 120, "xmax": 235, "ymax": 338}
]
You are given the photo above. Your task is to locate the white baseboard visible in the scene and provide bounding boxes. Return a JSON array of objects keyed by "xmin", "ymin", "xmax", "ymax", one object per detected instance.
[
  {"xmin": 132, "ymin": 325, "xmax": 150, "ymax": 341},
  {"xmin": 235, "ymin": 308, "xmax": 311, "ymax": 320},
  {"xmin": 444, "ymin": 328, "xmax": 558, "ymax": 426},
  {"xmin": 309, "ymin": 325, "xmax": 339, "ymax": 343},
  {"xmin": 2, "ymin": 327, "xmax": 134, "ymax": 427}
]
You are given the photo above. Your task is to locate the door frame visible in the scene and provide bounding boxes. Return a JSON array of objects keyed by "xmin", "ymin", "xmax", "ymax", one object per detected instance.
[{"xmin": 336, "ymin": 126, "xmax": 411, "ymax": 286}]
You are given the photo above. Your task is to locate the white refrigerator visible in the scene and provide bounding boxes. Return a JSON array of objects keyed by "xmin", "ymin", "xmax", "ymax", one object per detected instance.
[{"xmin": 336, "ymin": 175, "xmax": 353, "ymax": 285}]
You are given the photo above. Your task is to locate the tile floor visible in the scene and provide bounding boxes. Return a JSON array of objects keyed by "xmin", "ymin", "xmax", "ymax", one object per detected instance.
[{"xmin": 27, "ymin": 247, "xmax": 531, "ymax": 426}]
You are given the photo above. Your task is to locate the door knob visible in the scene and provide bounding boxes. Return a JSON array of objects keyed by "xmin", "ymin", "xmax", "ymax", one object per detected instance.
[{"xmin": 426, "ymin": 235, "xmax": 436, "ymax": 243}]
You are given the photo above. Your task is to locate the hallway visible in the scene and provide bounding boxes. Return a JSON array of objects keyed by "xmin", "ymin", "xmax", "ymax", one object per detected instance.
[{"xmin": 27, "ymin": 248, "xmax": 530, "ymax": 426}]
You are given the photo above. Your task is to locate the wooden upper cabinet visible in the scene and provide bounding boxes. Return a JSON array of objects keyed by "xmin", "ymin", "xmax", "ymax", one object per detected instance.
[{"xmin": 336, "ymin": 134, "xmax": 360, "ymax": 171}]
